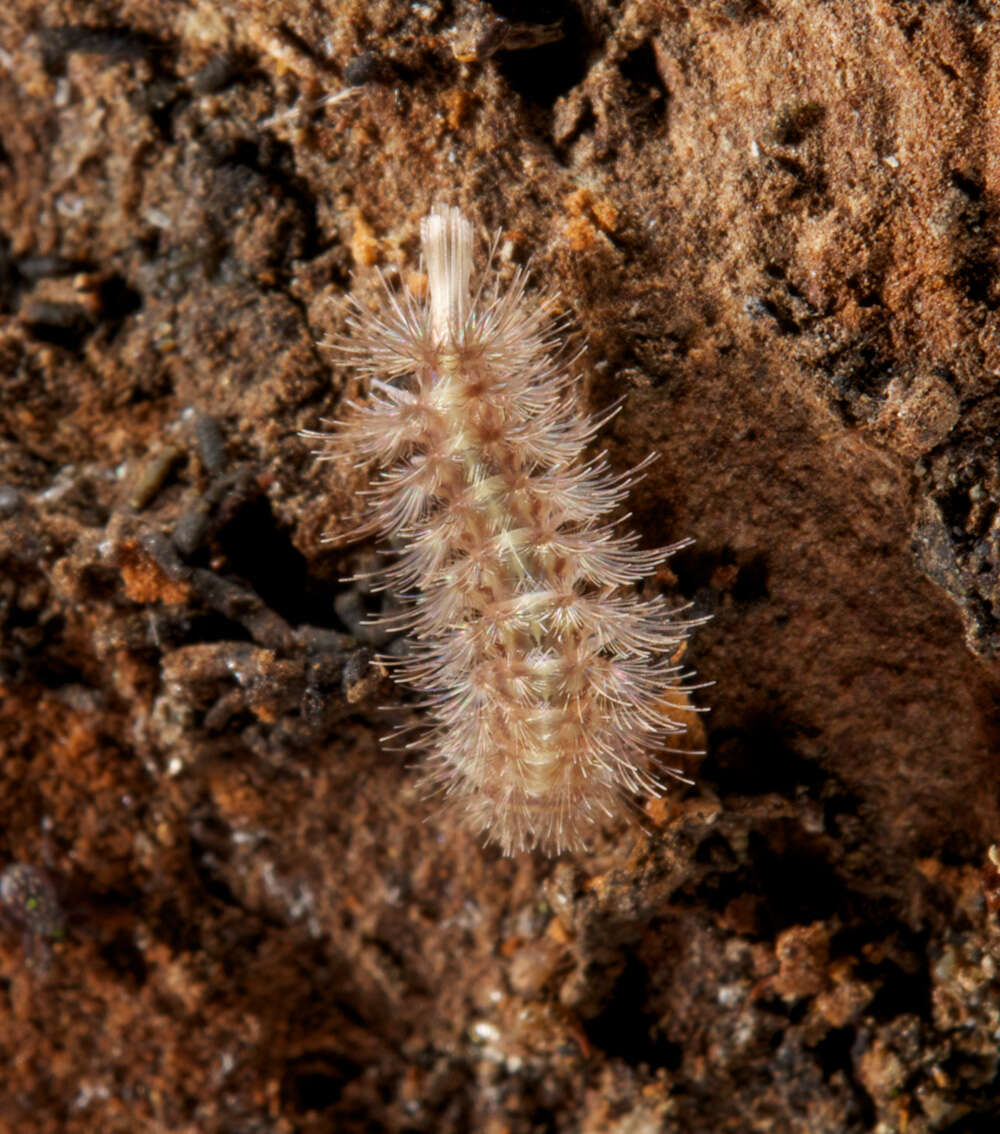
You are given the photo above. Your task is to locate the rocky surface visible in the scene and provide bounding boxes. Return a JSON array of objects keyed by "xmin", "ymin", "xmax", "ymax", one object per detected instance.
[{"xmin": 1, "ymin": 1, "xmax": 999, "ymax": 1131}]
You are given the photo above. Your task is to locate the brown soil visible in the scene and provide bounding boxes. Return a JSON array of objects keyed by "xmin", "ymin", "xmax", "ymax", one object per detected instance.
[{"xmin": 1, "ymin": 2, "xmax": 999, "ymax": 1131}]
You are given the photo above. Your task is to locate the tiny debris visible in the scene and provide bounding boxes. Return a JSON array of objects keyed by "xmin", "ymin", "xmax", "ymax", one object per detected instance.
[
  {"xmin": 190, "ymin": 410, "xmax": 227, "ymax": 477},
  {"xmin": 128, "ymin": 445, "xmax": 186, "ymax": 511},
  {"xmin": 344, "ymin": 51, "xmax": 384, "ymax": 86},
  {"xmin": 984, "ymin": 844, "xmax": 1000, "ymax": 915},
  {"xmin": 188, "ymin": 52, "xmax": 243, "ymax": 95},
  {"xmin": 0, "ymin": 485, "xmax": 24, "ymax": 516},
  {"xmin": 342, "ymin": 647, "xmax": 381, "ymax": 704},
  {"xmin": 449, "ymin": 14, "xmax": 564, "ymax": 64},
  {"xmin": 15, "ymin": 255, "xmax": 89, "ymax": 280},
  {"xmin": 0, "ymin": 863, "xmax": 65, "ymax": 966}
]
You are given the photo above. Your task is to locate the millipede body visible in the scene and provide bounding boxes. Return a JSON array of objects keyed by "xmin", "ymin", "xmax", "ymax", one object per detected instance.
[{"xmin": 306, "ymin": 205, "xmax": 701, "ymax": 854}]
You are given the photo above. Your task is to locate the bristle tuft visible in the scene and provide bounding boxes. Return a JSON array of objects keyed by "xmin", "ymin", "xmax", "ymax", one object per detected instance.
[{"xmin": 422, "ymin": 204, "xmax": 474, "ymax": 344}]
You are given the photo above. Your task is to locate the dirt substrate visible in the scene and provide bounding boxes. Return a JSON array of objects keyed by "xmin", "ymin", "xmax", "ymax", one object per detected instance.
[{"xmin": 1, "ymin": 2, "xmax": 1000, "ymax": 1131}]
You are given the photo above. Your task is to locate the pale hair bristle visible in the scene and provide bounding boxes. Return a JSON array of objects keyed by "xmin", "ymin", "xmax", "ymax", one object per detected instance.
[{"xmin": 304, "ymin": 205, "xmax": 704, "ymax": 855}]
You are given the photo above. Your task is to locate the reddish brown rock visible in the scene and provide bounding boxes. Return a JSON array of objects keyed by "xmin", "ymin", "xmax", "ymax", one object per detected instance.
[{"xmin": 1, "ymin": 1, "xmax": 999, "ymax": 1131}]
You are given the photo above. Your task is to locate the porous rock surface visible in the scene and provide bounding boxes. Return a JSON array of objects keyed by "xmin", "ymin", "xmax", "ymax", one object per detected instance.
[{"xmin": 1, "ymin": 1, "xmax": 999, "ymax": 1131}]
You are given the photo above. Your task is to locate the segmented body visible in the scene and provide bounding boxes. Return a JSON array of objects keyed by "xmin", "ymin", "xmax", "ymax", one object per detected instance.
[{"xmin": 306, "ymin": 205, "xmax": 700, "ymax": 854}]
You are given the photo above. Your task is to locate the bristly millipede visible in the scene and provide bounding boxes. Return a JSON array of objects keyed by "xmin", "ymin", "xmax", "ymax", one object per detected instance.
[{"xmin": 305, "ymin": 205, "xmax": 704, "ymax": 854}]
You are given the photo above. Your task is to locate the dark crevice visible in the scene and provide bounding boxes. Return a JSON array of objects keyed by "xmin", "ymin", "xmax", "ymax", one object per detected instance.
[
  {"xmin": 583, "ymin": 952, "xmax": 683, "ymax": 1069},
  {"xmin": 944, "ymin": 1104, "xmax": 1000, "ymax": 1133},
  {"xmin": 743, "ymin": 829, "xmax": 845, "ymax": 930},
  {"xmin": 37, "ymin": 24, "xmax": 167, "ymax": 74},
  {"xmin": 746, "ymin": 295, "xmax": 803, "ymax": 335},
  {"xmin": 207, "ymin": 134, "xmax": 323, "ymax": 270},
  {"xmin": 618, "ymin": 39, "xmax": 669, "ymax": 126},
  {"xmin": 675, "ymin": 546, "xmax": 772, "ymax": 606},
  {"xmin": 950, "ymin": 169, "xmax": 984, "ymax": 201},
  {"xmin": 948, "ymin": 170, "xmax": 998, "ymax": 309},
  {"xmin": 852, "ymin": 939, "xmax": 934, "ymax": 1023},
  {"xmin": 703, "ymin": 714, "xmax": 826, "ymax": 799},
  {"xmin": 487, "ymin": 1, "xmax": 590, "ymax": 106},
  {"xmin": 21, "ymin": 305, "xmax": 95, "ymax": 352},
  {"xmin": 151, "ymin": 896, "xmax": 205, "ymax": 955},
  {"xmin": 212, "ymin": 494, "xmax": 340, "ymax": 630},
  {"xmin": 281, "ymin": 1051, "xmax": 364, "ymax": 1113},
  {"xmin": 812, "ymin": 1027, "xmax": 878, "ymax": 1127},
  {"xmin": 816, "ymin": 336, "xmax": 895, "ymax": 416},
  {"xmin": 772, "ymin": 103, "xmax": 825, "ymax": 147},
  {"xmin": 99, "ymin": 928, "xmax": 149, "ymax": 988},
  {"xmin": 7, "ymin": 251, "xmax": 143, "ymax": 351},
  {"xmin": 188, "ymin": 860, "xmax": 241, "ymax": 910},
  {"xmin": 688, "ymin": 825, "xmax": 848, "ymax": 934}
]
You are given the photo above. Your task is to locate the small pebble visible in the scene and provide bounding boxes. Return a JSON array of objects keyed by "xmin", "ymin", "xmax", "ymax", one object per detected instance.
[{"xmin": 0, "ymin": 485, "xmax": 24, "ymax": 516}]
